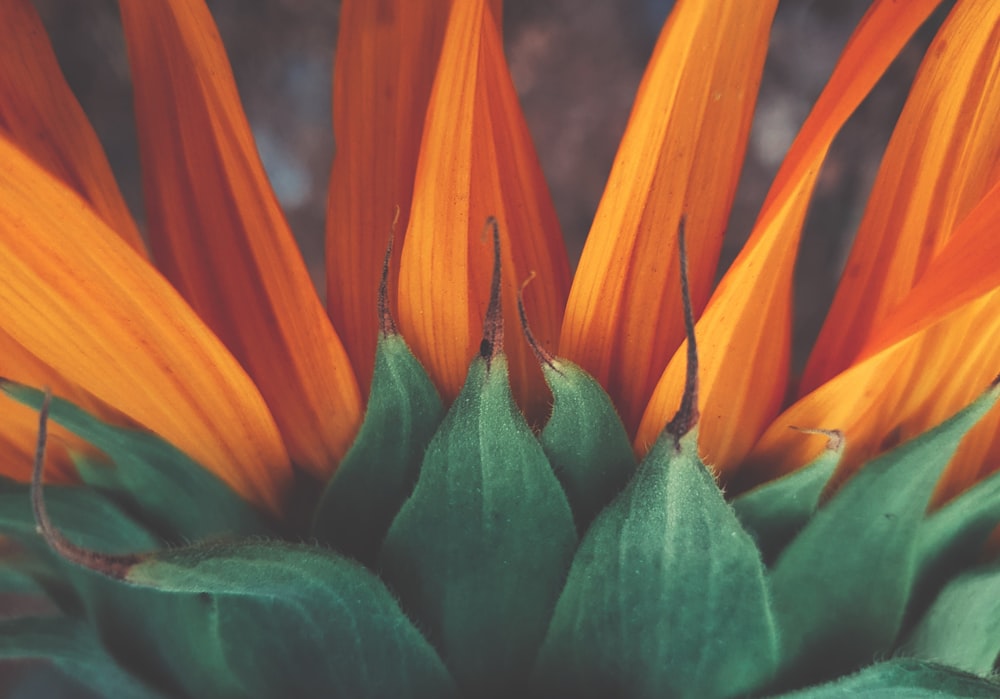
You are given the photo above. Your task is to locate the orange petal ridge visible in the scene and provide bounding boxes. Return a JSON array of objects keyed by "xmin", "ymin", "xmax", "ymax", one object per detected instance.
[
  {"xmin": 635, "ymin": 0, "xmax": 944, "ymax": 473},
  {"xmin": 0, "ymin": 135, "xmax": 292, "ymax": 514},
  {"xmin": 0, "ymin": 0, "xmax": 145, "ymax": 255},
  {"xmin": 119, "ymin": 0, "xmax": 362, "ymax": 479},
  {"xmin": 397, "ymin": 0, "xmax": 570, "ymax": 415},
  {"xmin": 801, "ymin": 0, "xmax": 1000, "ymax": 395},
  {"xmin": 326, "ymin": 0, "xmax": 453, "ymax": 394},
  {"xmin": 559, "ymin": 0, "xmax": 778, "ymax": 434}
]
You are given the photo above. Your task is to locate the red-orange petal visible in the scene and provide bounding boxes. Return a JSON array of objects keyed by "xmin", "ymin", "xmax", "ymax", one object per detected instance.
[
  {"xmin": 397, "ymin": 0, "xmax": 570, "ymax": 416},
  {"xmin": 635, "ymin": 0, "xmax": 943, "ymax": 473},
  {"xmin": 118, "ymin": 0, "xmax": 362, "ymax": 479},
  {"xmin": 801, "ymin": 0, "xmax": 1000, "ymax": 395},
  {"xmin": 0, "ymin": 135, "xmax": 291, "ymax": 514},
  {"xmin": 326, "ymin": 0, "xmax": 453, "ymax": 394},
  {"xmin": 0, "ymin": 0, "xmax": 145, "ymax": 255},
  {"xmin": 559, "ymin": 0, "xmax": 778, "ymax": 434}
]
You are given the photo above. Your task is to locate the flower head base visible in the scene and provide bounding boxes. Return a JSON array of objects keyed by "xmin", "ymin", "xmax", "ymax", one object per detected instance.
[{"xmin": 2, "ymin": 0, "xmax": 1000, "ymax": 697}]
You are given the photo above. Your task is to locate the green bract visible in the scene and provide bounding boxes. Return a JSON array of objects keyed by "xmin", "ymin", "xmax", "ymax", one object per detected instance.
[{"xmin": 2, "ymin": 359, "xmax": 1000, "ymax": 698}]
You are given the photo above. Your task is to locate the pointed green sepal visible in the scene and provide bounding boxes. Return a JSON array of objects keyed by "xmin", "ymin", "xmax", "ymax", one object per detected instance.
[
  {"xmin": 770, "ymin": 658, "xmax": 1000, "ymax": 698},
  {"xmin": 1, "ymin": 382, "xmax": 269, "ymax": 541},
  {"xmin": 733, "ymin": 430, "xmax": 843, "ymax": 563},
  {"xmin": 768, "ymin": 382, "xmax": 1000, "ymax": 682},
  {"xmin": 312, "ymin": 332, "xmax": 443, "ymax": 565},
  {"xmin": 119, "ymin": 541, "xmax": 458, "ymax": 699},
  {"xmin": 379, "ymin": 354, "xmax": 577, "ymax": 697},
  {"xmin": 533, "ymin": 429, "xmax": 779, "ymax": 699},
  {"xmin": 903, "ymin": 559, "xmax": 1000, "ymax": 675},
  {"xmin": 538, "ymin": 358, "xmax": 636, "ymax": 533},
  {"xmin": 0, "ymin": 616, "xmax": 169, "ymax": 699}
]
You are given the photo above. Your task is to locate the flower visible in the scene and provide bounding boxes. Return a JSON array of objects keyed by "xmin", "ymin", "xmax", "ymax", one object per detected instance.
[{"xmin": 3, "ymin": 0, "xmax": 1000, "ymax": 696}]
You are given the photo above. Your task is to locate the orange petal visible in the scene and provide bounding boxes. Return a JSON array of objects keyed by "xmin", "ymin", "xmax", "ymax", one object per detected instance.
[
  {"xmin": 119, "ymin": 0, "xmax": 362, "ymax": 479},
  {"xmin": 801, "ymin": 0, "xmax": 1000, "ymax": 395},
  {"xmin": 558, "ymin": 0, "xmax": 778, "ymax": 434},
  {"xmin": 635, "ymin": 0, "xmax": 944, "ymax": 472},
  {"xmin": 746, "ymin": 289, "xmax": 1000, "ymax": 505},
  {"xmin": 397, "ymin": 0, "xmax": 570, "ymax": 416},
  {"xmin": 0, "ymin": 135, "xmax": 291, "ymax": 514},
  {"xmin": 326, "ymin": 0, "xmax": 453, "ymax": 394},
  {"xmin": 0, "ymin": 0, "xmax": 145, "ymax": 256}
]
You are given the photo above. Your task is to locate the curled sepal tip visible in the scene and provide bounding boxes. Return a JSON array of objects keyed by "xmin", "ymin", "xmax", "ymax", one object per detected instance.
[
  {"xmin": 30, "ymin": 389, "xmax": 144, "ymax": 580},
  {"xmin": 378, "ymin": 207, "xmax": 401, "ymax": 337},
  {"xmin": 664, "ymin": 216, "xmax": 699, "ymax": 447},
  {"xmin": 479, "ymin": 216, "xmax": 503, "ymax": 364}
]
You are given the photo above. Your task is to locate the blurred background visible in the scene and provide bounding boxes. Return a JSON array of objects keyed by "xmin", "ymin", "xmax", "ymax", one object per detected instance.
[{"xmin": 28, "ymin": 0, "xmax": 948, "ymax": 372}]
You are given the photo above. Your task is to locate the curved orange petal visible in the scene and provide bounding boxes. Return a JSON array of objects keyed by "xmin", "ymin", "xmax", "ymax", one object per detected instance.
[
  {"xmin": 635, "ymin": 0, "xmax": 944, "ymax": 472},
  {"xmin": 746, "ymin": 289, "xmax": 1000, "ymax": 505},
  {"xmin": 397, "ymin": 0, "xmax": 570, "ymax": 416},
  {"xmin": 558, "ymin": 0, "xmax": 778, "ymax": 434},
  {"xmin": 326, "ymin": 0, "xmax": 453, "ymax": 394},
  {"xmin": 801, "ymin": 0, "xmax": 1000, "ymax": 395},
  {"xmin": 118, "ymin": 0, "xmax": 362, "ymax": 479},
  {"xmin": 0, "ymin": 136, "xmax": 291, "ymax": 514},
  {"xmin": 0, "ymin": 0, "xmax": 145, "ymax": 255}
]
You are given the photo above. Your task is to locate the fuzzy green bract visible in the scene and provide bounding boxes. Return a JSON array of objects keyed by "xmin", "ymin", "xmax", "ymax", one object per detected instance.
[
  {"xmin": 538, "ymin": 357, "xmax": 636, "ymax": 532},
  {"xmin": 2, "ymin": 362, "xmax": 1000, "ymax": 698},
  {"xmin": 379, "ymin": 354, "xmax": 577, "ymax": 698},
  {"xmin": 312, "ymin": 332, "xmax": 443, "ymax": 566},
  {"xmin": 533, "ymin": 429, "xmax": 780, "ymax": 699}
]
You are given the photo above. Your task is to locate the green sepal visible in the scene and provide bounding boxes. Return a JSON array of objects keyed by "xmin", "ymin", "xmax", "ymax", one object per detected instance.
[
  {"xmin": 119, "ymin": 540, "xmax": 457, "ymax": 699},
  {"xmin": 312, "ymin": 333, "xmax": 443, "ymax": 565},
  {"xmin": 917, "ymin": 464, "xmax": 1000, "ymax": 583},
  {"xmin": 0, "ymin": 616, "xmax": 169, "ymax": 699},
  {"xmin": 533, "ymin": 429, "xmax": 779, "ymax": 699},
  {"xmin": 771, "ymin": 658, "xmax": 1000, "ymax": 698},
  {"xmin": 538, "ymin": 357, "xmax": 636, "ymax": 532},
  {"xmin": 732, "ymin": 432, "xmax": 842, "ymax": 563},
  {"xmin": 1, "ymin": 383, "xmax": 269, "ymax": 541},
  {"xmin": 0, "ymin": 477, "xmax": 159, "ymax": 555},
  {"xmin": 903, "ymin": 559, "xmax": 1000, "ymax": 675},
  {"xmin": 379, "ymin": 354, "xmax": 577, "ymax": 698},
  {"xmin": 768, "ymin": 383, "xmax": 1000, "ymax": 682}
]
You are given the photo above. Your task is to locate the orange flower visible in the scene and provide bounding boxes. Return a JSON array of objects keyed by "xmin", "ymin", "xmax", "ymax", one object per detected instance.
[{"xmin": 1, "ymin": 0, "xmax": 998, "ymax": 518}]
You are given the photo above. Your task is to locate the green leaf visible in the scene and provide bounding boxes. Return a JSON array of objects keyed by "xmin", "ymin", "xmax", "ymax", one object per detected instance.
[
  {"xmin": 379, "ymin": 355, "xmax": 577, "ymax": 698},
  {"xmin": 732, "ymin": 431, "xmax": 842, "ymax": 563},
  {"xmin": 771, "ymin": 658, "xmax": 1000, "ymax": 698},
  {"xmin": 533, "ymin": 430, "xmax": 779, "ymax": 699},
  {"xmin": 312, "ymin": 333, "xmax": 443, "ymax": 565},
  {"xmin": 918, "ymin": 465, "xmax": 1000, "ymax": 583},
  {"xmin": 768, "ymin": 383, "xmax": 1000, "ymax": 683},
  {"xmin": 0, "ymin": 615, "xmax": 168, "ymax": 699},
  {"xmin": 538, "ymin": 358, "xmax": 636, "ymax": 532},
  {"xmin": 120, "ymin": 540, "xmax": 458, "ymax": 699},
  {"xmin": 1, "ymin": 382, "xmax": 269, "ymax": 541},
  {"xmin": 903, "ymin": 559, "xmax": 1000, "ymax": 675}
]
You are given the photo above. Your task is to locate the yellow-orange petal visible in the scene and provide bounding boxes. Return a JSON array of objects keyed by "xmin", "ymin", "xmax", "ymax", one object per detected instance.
[
  {"xmin": 397, "ymin": 0, "xmax": 570, "ymax": 416},
  {"xmin": 0, "ymin": 135, "xmax": 291, "ymax": 514},
  {"xmin": 801, "ymin": 0, "xmax": 1000, "ymax": 395},
  {"xmin": 118, "ymin": 0, "xmax": 362, "ymax": 479},
  {"xmin": 0, "ymin": 0, "xmax": 145, "ymax": 256},
  {"xmin": 635, "ymin": 0, "xmax": 943, "ymax": 473},
  {"xmin": 745, "ymin": 289, "xmax": 1000, "ymax": 505},
  {"xmin": 326, "ymin": 0, "xmax": 453, "ymax": 394},
  {"xmin": 558, "ymin": 0, "xmax": 778, "ymax": 434}
]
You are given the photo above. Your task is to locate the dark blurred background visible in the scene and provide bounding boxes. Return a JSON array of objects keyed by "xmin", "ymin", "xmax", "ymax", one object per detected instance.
[{"xmin": 28, "ymin": 0, "xmax": 946, "ymax": 372}]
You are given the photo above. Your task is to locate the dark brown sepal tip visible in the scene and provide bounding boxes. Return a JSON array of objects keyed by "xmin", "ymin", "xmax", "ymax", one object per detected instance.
[
  {"xmin": 516, "ymin": 271, "xmax": 559, "ymax": 374},
  {"xmin": 31, "ymin": 389, "xmax": 144, "ymax": 580},
  {"xmin": 790, "ymin": 426, "xmax": 844, "ymax": 452},
  {"xmin": 665, "ymin": 215, "xmax": 700, "ymax": 449},
  {"xmin": 480, "ymin": 216, "xmax": 504, "ymax": 367},
  {"xmin": 378, "ymin": 206, "xmax": 401, "ymax": 337}
]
